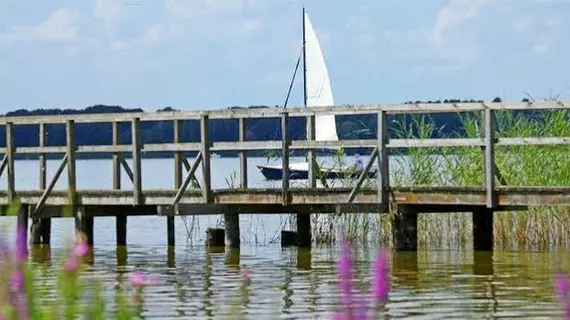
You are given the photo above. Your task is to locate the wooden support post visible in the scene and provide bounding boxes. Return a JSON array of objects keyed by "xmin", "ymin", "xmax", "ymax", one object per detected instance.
[
  {"xmin": 297, "ymin": 210, "xmax": 311, "ymax": 248},
  {"xmin": 377, "ymin": 111, "xmax": 389, "ymax": 206},
  {"xmin": 200, "ymin": 114, "xmax": 211, "ymax": 203},
  {"xmin": 306, "ymin": 114, "xmax": 316, "ymax": 188},
  {"xmin": 206, "ymin": 228, "xmax": 225, "ymax": 247},
  {"xmin": 40, "ymin": 219, "xmax": 51, "ymax": 245},
  {"xmin": 17, "ymin": 204, "xmax": 28, "ymax": 243},
  {"xmin": 479, "ymin": 111, "xmax": 507, "ymax": 185},
  {"xmin": 116, "ymin": 215, "xmax": 127, "ymax": 246},
  {"xmin": 36, "ymin": 123, "xmax": 51, "ymax": 245},
  {"xmin": 66, "ymin": 120, "xmax": 76, "ymax": 204},
  {"xmin": 75, "ymin": 206, "xmax": 94, "ymax": 246},
  {"xmin": 473, "ymin": 208, "xmax": 494, "ymax": 251},
  {"xmin": 238, "ymin": 117, "xmax": 248, "ymax": 188},
  {"xmin": 170, "ymin": 119, "xmax": 183, "ymax": 247},
  {"xmin": 132, "ymin": 118, "xmax": 142, "ymax": 205},
  {"xmin": 112, "ymin": 121, "xmax": 121, "ymax": 190},
  {"xmin": 173, "ymin": 119, "xmax": 182, "ymax": 189},
  {"xmin": 224, "ymin": 211, "xmax": 240, "ymax": 248},
  {"xmin": 6, "ymin": 122, "xmax": 15, "ymax": 203},
  {"xmin": 281, "ymin": 231, "xmax": 297, "ymax": 247},
  {"xmin": 298, "ymin": 115, "xmax": 315, "ymax": 249},
  {"xmin": 484, "ymin": 108, "xmax": 496, "ymax": 208},
  {"xmin": 281, "ymin": 112, "xmax": 290, "ymax": 205},
  {"xmin": 392, "ymin": 205, "xmax": 418, "ymax": 251},
  {"xmin": 167, "ymin": 215, "xmax": 175, "ymax": 247}
]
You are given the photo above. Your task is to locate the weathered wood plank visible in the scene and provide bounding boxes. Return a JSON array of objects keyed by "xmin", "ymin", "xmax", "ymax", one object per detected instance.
[
  {"xmin": 132, "ymin": 118, "xmax": 142, "ymax": 205},
  {"xmin": 6, "ymin": 122, "xmax": 14, "ymax": 202},
  {"xmin": 9, "ymin": 136, "xmax": 570, "ymax": 156},
  {"xmin": 281, "ymin": 112, "xmax": 290, "ymax": 205},
  {"xmin": 0, "ymin": 101, "xmax": 567, "ymax": 125},
  {"xmin": 173, "ymin": 119, "xmax": 182, "ymax": 190},
  {"xmin": 39, "ymin": 123, "xmax": 47, "ymax": 190},
  {"xmin": 5, "ymin": 186, "xmax": 570, "ymax": 208},
  {"xmin": 33, "ymin": 154, "xmax": 68, "ymax": 215},
  {"xmin": 347, "ymin": 148, "xmax": 378, "ymax": 203},
  {"xmin": 0, "ymin": 155, "xmax": 7, "ymax": 178},
  {"xmin": 378, "ymin": 111, "xmax": 389, "ymax": 205},
  {"xmin": 66, "ymin": 120, "xmax": 77, "ymax": 202},
  {"xmin": 200, "ymin": 114, "xmax": 211, "ymax": 203},
  {"xmin": 112, "ymin": 121, "xmax": 121, "ymax": 190},
  {"xmin": 172, "ymin": 152, "xmax": 202, "ymax": 205},
  {"xmin": 306, "ymin": 114, "xmax": 316, "ymax": 189},
  {"xmin": 485, "ymin": 109, "xmax": 496, "ymax": 208},
  {"xmin": 238, "ymin": 117, "xmax": 248, "ymax": 188}
]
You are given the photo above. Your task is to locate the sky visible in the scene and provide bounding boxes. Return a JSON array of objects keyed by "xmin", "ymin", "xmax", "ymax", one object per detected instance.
[{"xmin": 0, "ymin": 0, "xmax": 568, "ymax": 113}]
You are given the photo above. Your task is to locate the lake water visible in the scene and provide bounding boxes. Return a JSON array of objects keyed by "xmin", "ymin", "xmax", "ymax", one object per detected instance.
[{"xmin": 0, "ymin": 157, "xmax": 568, "ymax": 319}]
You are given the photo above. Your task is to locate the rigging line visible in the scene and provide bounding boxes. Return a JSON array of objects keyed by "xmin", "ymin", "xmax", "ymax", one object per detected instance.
[
  {"xmin": 283, "ymin": 46, "xmax": 303, "ymax": 109},
  {"xmin": 272, "ymin": 45, "xmax": 303, "ymax": 144}
]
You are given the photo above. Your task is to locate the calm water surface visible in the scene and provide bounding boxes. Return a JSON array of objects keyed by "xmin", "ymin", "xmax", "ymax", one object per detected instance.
[{"xmin": 0, "ymin": 157, "xmax": 568, "ymax": 319}]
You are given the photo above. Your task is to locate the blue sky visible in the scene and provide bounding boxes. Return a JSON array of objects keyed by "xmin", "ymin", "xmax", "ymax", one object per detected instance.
[{"xmin": 0, "ymin": 0, "xmax": 568, "ymax": 113}]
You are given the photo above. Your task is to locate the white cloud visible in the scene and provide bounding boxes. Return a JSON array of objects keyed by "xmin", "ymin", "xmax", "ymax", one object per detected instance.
[
  {"xmin": 533, "ymin": 43, "xmax": 549, "ymax": 54},
  {"xmin": 94, "ymin": 0, "xmax": 123, "ymax": 30},
  {"xmin": 3, "ymin": 8, "xmax": 81, "ymax": 43},
  {"xmin": 430, "ymin": 0, "xmax": 487, "ymax": 46}
]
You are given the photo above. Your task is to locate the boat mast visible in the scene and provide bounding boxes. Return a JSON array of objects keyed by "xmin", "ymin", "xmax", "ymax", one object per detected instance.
[{"xmin": 302, "ymin": 6, "xmax": 308, "ymax": 107}]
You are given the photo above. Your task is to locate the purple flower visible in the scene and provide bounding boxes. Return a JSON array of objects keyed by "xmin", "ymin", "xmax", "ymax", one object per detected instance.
[
  {"xmin": 555, "ymin": 274, "xmax": 570, "ymax": 319},
  {"xmin": 72, "ymin": 240, "xmax": 88, "ymax": 258},
  {"xmin": 372, "ymin": 250, "xmax": 389, "ymax": 303},
  {"xmin": 338, "ymin": 243, "xmax": 354, "ymax": 300},
  {"xmin": 10, "ymin": 271, "xmax": 24, "ymax": 291},
  {"xmin": 556, "ymin": 274, "xmax": 569, "ymax": 298},
  {"xmin": 337, "ymin": 242, "xmax": 355, "ymax": 317}
]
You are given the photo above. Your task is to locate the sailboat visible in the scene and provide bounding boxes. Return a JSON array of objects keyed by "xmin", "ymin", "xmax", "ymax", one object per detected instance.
[{"xmin": 257, "ymin": 8, "xmax": 377, "ymax": 181}]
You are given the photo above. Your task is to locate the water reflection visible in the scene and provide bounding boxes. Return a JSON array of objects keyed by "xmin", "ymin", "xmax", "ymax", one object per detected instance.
[
  {"xmin": 116, "ymin": 246, "xmax": 127, "ymax": 266},
  {"xmin": 167, "ymin": 246, "xmax": 175, "ymax": 268},
  {"xmin": 11, "ymin": 242, "xmax": 570, "ymax": 318},
  {"xmin": 30, "ymin": 244, "xmax": 51, "ymax": 266}
]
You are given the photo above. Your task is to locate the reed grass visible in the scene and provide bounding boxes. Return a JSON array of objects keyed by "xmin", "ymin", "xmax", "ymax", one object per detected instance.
[
  {"xmin": 306, "ymin": 108, "xmax": 570, "ymax": 250},
  {"xmin": 176, "ymin": 105, "xmax": 570, "ymax": 250}
]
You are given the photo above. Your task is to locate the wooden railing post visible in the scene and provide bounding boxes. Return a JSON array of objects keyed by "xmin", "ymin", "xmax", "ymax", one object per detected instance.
[
  {"xmin": 132, "ymin": 118, "xmax": 142, "ymax": 205},
  {"xmin": 377, "ymin": 111, "xmax": 389, "ymax": 206},
  {"xmin": 6, "ymin": 122, "xmax": 14, "ymax": 203},
  {"xmin": 306, "ymin": 114, "xmax": 316, "ymax": 189},
  {"xmin": 238, "ymin": 118, "xmax": 248, "ymax": 189},
  {"xmin": 281, "ymin": 112, "xmax": 290, "ymax": 205},
  {"xmin": 39, "ymin": 123, "xmax": 46, "ymax": 190},
  {"xmin": 484, "ymin": 107, "xmax": 496, "ymax": 208},
  {"xmin": 174, "ymin": 119, "xmax": 183, "ymax": 188},
  {"xmin": 112, "ymin": 121, "xmax": 121, "ymax": 190},
  {"xmin": 66, "ymin": 120, "xmax": 76, "ymax": 203},
  {"xmin": 200, "ymin": 114, "xmax": 211, "ymax": 203}
]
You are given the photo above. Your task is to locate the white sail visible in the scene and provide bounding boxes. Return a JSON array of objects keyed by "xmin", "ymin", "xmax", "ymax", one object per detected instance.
[{"xmin": 303, "ymin": 11, "xmax": 338, "ymax": 142}]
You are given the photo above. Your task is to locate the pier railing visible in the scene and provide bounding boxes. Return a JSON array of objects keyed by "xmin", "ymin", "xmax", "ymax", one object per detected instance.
[{"xmin": 0, "ymin": 101, "xmax": 570, "ymax": 215}]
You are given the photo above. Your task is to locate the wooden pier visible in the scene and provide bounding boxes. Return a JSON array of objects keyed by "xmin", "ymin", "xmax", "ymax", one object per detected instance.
[{"xmin": 1, "ymin": 101, "xmax": 570, "ymax": 251}]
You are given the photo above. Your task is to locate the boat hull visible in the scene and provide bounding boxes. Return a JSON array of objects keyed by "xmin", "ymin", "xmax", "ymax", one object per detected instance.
[{"xmin": 257, "ymin": 164, "xmax": 377, "ymax": 181}]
